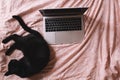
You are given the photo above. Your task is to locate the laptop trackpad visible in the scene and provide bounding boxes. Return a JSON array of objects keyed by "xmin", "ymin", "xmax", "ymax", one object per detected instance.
[{"xmin": 55, "ymin": 31, "xmax": 83, "ymax": 44}]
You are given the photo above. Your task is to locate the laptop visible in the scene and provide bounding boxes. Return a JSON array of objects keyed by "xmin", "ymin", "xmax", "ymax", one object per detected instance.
[{"xmin": 39, "ymin": 7, "xmax": 88, "ymax": 44}]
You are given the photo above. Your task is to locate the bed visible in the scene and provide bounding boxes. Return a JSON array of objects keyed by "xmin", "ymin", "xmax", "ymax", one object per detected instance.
[{"xmin": 0, "ymin": 0, "xmax": 120, "ymax": 80}]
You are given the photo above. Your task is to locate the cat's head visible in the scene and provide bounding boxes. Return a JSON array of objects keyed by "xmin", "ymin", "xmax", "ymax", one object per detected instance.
[{"xmin": 5, "ymin": 61, "xmax": 19, "ymax": 76}]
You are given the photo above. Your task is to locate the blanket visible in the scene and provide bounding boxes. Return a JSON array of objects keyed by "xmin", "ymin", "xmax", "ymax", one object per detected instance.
[{"xmin": 0, "ymin": 0, "xmax": 120, "ymax": 80}]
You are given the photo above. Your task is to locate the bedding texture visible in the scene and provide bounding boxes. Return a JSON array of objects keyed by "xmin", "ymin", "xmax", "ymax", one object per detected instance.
[{"xmin": 0, "ymin": 0, "xmax": 120, "ymax": 80}]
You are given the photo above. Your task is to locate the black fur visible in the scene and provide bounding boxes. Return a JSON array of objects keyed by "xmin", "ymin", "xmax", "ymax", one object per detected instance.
[{"xmin": 2, "ymin": 15, "xmax": 50, "ymax": 78}]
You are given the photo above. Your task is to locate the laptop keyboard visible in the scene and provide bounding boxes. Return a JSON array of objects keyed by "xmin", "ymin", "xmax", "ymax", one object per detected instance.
[{"xmin": 45, "ymin": 17, "xmax": 82, "ymax": 32}]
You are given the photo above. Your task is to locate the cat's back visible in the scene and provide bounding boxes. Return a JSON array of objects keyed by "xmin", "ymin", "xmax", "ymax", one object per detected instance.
[{"xmin": 22, "ymin": 34, "xmax": 49, "ymax": 54}]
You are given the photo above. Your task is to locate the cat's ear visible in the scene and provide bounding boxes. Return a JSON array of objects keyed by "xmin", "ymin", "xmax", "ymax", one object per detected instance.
[{"xmin": 4, "ymin": 71, "xmax": 11, "ymax": 76}]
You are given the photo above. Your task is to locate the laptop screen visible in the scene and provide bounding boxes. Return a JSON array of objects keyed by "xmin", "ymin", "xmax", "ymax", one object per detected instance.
[{"xmin": 40, "ymin": 7, "xmax": 88, "ymax": 16}]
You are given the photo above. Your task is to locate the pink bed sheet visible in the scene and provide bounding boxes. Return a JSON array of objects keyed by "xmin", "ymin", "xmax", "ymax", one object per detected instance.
[{"xmin": 0, "ymin": 0, "xmax": 120, "ymax": 80}]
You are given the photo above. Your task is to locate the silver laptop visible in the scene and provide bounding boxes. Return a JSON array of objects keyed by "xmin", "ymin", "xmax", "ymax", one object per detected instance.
[{"xmin": 39, "ymin": 8, "xmax": 88, "ymax": 44}]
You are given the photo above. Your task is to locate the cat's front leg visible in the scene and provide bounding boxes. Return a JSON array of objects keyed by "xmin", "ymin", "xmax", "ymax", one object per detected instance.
[{"xmin": 5, "ymin": 43, "xmax": 16, "ymax": 56}]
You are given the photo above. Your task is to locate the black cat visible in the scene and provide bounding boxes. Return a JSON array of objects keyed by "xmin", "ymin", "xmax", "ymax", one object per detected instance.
[{"xmin": 2, "ymin": 15, "xmax": 50, "ymax": 78}]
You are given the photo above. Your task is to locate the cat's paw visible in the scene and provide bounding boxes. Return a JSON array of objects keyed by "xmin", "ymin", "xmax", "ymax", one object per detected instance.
[
  {"xmin": 5, "ymin": 53, "xmax": 10, "ymax": 56},
  {"xmin": 2, "ymin": 39, "xmax": 7, "ymax": 44},
  {"xmin": 5, "ymin": 50, "xmax": 11, "ymax": 56},
  {"xmin": 9, "ymin": 59, "xmax": 18, "ymax": 65}
]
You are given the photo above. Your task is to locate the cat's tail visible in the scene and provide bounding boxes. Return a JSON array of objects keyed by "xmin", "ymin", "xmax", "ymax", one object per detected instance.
[
  {"xmin": 12, "ymin": 15, "xmax": 42, "ymax": 37},
  {"xmin": 12, "ymin": 15, "xmax": 31, "ymax": 32}
]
